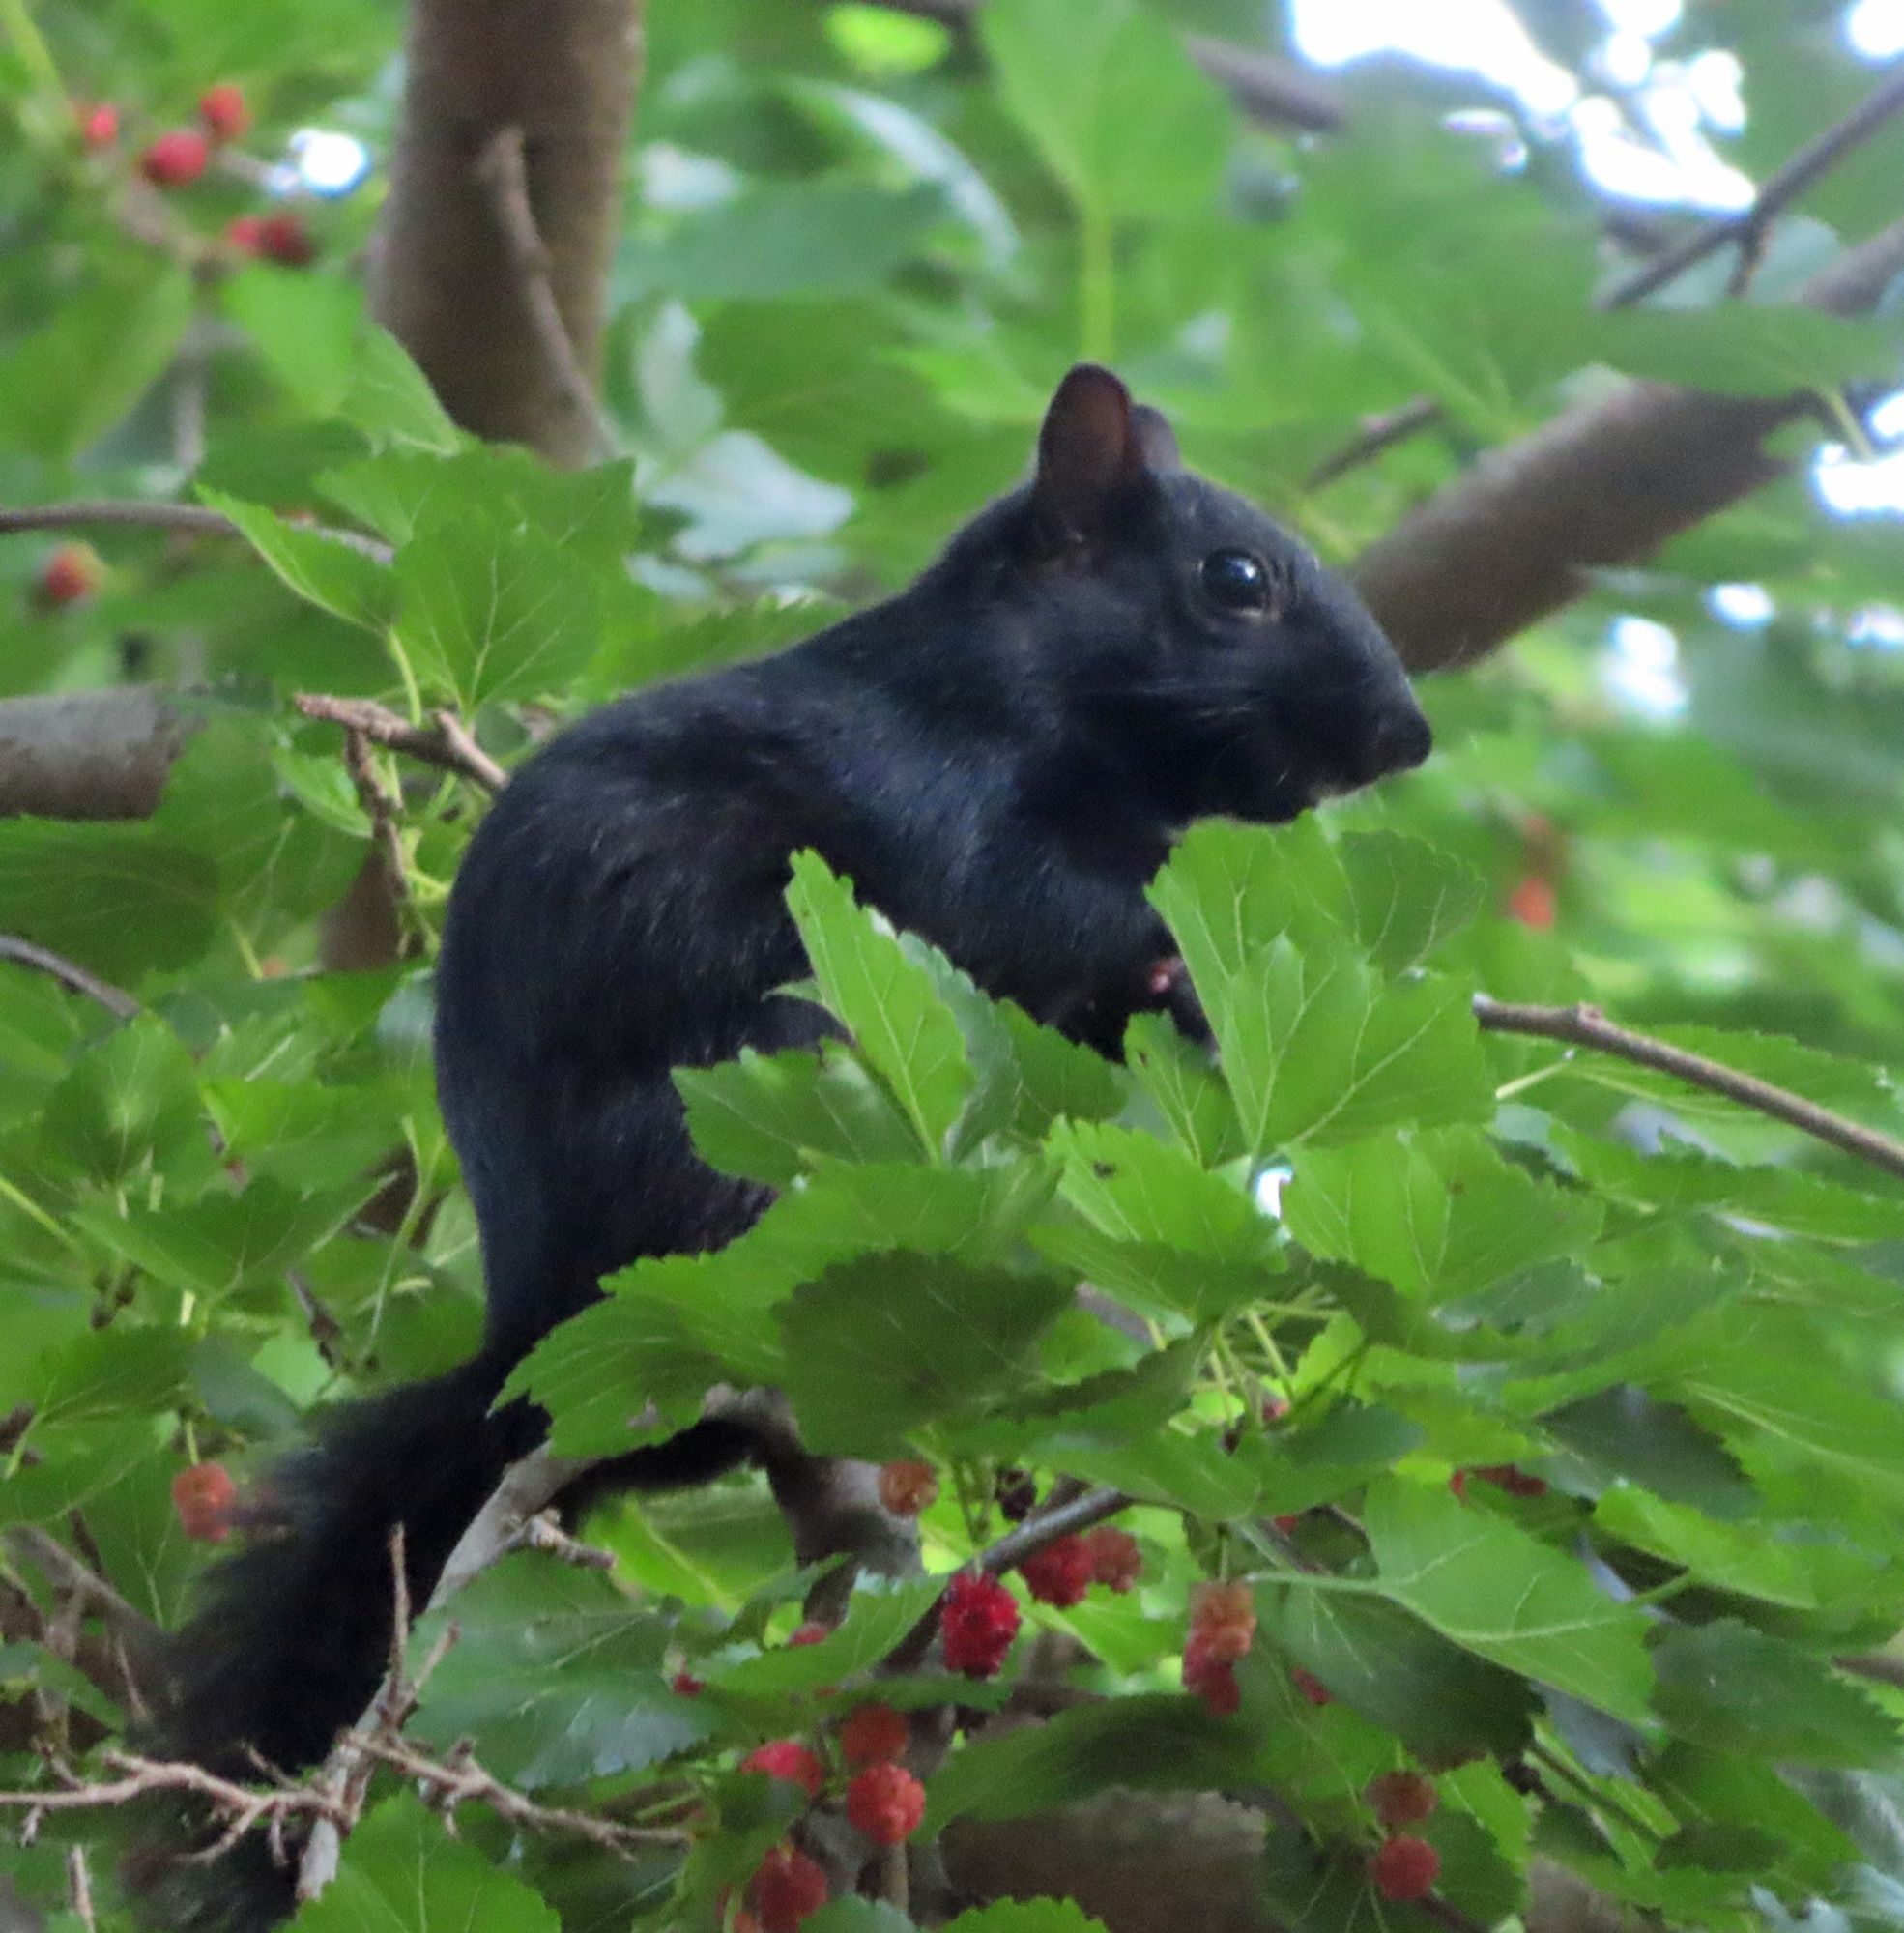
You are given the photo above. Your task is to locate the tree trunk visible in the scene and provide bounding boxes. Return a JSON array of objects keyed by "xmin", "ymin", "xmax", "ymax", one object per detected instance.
[{"xmin": 374, "ymin": 0, "xmax": 640, "ymax": 466}]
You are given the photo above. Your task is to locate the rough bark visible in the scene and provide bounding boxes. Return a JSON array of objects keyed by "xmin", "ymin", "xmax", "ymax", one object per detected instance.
[
  {"xmin": 374, "ymin": 0, "xmax": 641, "ymax": 466},
  {"xmin": 0, "ymin": 688, "xmax": 184, "ymax": 821},
  {"xmin": 1354, "ymin": 216, "xmax": 1904, "ymax": 673}
]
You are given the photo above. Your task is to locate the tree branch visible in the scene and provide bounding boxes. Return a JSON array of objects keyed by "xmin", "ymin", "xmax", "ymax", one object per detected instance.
[
  {"xmin": 2, "ymin": 1526, "xmax": 159, "ymax": 1653},
  {"xmin": 375, "ymin": 0, "xmax": 641, "ymax": 468},
  {"xmin": 0, "ymin": 500, "xmax": 390, "ymax": 561},
  {"xmin": 1601, "ymin": 63, "xmax": 1904, "ymax": 310},
  {"xmin": 0, "ymin": 687, "xmax": 188, "ymax": 821},
  {"xmin": 293, "ymin": 694, "xmax": 507, "ymax": 793},
  {"xmin": 0, "ymin": 936, "xmax": 139, "ymax": 1019},
  {"xmin": 1473, "ymin": 995, "xmax": 1904, "ymax": 1184},
  {"xmin": 475, "ymin": 127, "xmax": 621, "ymax": 462},
  {"xmin": 1352, "ymin": 216, "xmax": 1904, "ymax": 673}
]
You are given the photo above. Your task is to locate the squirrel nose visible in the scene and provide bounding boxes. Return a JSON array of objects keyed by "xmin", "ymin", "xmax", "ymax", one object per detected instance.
[{"xmin": 1364, "ymin": 701, "xmax": 1432, "ymax": 779}]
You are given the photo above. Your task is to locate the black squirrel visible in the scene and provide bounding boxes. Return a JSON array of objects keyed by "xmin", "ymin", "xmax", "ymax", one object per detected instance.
[{"xmin": 146, "ymin": 365, "xmax": 1428, "ymax": 1917}]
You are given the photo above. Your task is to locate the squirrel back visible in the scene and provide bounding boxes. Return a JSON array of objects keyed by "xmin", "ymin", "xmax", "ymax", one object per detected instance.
[{"xmin": 147, "ymin": 365, "xmax": 1428, "ymax": 1924}]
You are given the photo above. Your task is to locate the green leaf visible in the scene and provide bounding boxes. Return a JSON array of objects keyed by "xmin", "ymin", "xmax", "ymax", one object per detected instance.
[
  {"xmin": 979, "ymin": 0, "xmax": 1229, "ymax": 219},
  {"xmin": 1604, "ymin": 304, "xmax": 1897, "ymax": 398},
  {"xmin": 222, "ymin": 265, "xmax": 364, "ymax": 416},
  {"xmin": 1361, "ymin": 1478, "xmax": 1656, "ymax": 1724},
  {"xmin": 0, "ymin": 822, "xmax": 218, "ymax": 982},
  {"xmin": 392, "ymin": 519, "xmax": 600, "ymax": 709},
  {"xmin": 943, "ymin": 1905, "xmax": 1111, "ymax": 1933},
  {"xmin": 288, "ymin": 1791, "xmax": 559, "ymax": 1933},
  {"xmin": 925, "ymin": 1693, "xmax": 1264, "ymax": 1830},
  {"xmin": 342, "ymin": 327, "xmax": 465, "ymax": 453},
  {"xmin": 1255, "ymin": 1583, "xmax": 1534, "ymax": 1759},
  {"xmin": 1652, "ymin": 1620, "xmax": 1899, "ymax": 1767},
  {"xmin": 675, "ymin": 1045, "xmax": 917, "ymax": 1185},
  {"xmin": 779, "ymin": 1253, "xmax": 1072, "ymax": 1455},
  {"xmin": 628, "ymin": 184, "xmax": 947, "ymax": 301},
  {"xmin": 1593, "ymin": 1486, "xmax": 1816, "ymax": 1607},
  {"xmin": 1286, "ymin": 1129, "xmax": 1601, "ymax": 1302},
  {"xmin": 1149, "ymin": 820, "xmax": 1351, "ymax": 985},
  {"xmin": 72, "ymin": 1179, "xmax": 360, "ymax": 1305},
  {"xmin": 201, "ymin": 490, "xmax": 394, "ymax": 630},
  {"xmin": 1340, "ymin": 831, "xmax": 1485, "ymax": 974},
  {"xmin": 710, "ymin": 1578, "xmax": 941, "ymax": 1693},
  {"xmin": 410, "ymin": 1557, "xmax": 714, "ymax": 1785},
  {"xmin": 0, "ymin": 264, "xmax": 193, "ymax": 461},
  {"xmin": 1210, "ymin": 950, "xmax": 1489, "ymax": 1153},
  {"xmin": 784, "ymin": 851, "xmax": 973, "ymax": 1157},
  {"xmin": 42, "ymin": 1015, "xmax": 217, "ymax": 1191}
]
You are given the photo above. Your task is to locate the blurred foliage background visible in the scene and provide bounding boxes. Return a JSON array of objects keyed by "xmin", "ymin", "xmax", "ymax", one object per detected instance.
[{"xmin": 5, "ymin": 0, "xmax": 1904, "ymax": 1927}]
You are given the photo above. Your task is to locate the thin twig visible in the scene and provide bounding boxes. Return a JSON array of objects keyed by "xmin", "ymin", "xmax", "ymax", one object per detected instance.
[
  {"xmin": 296, "ymin": 1449, "xmax": 597, "ymax": 1902},
  {"xmin": 0, "ymin": 935, "xmax": 139, "ymax": 1019},
  {"xmin": 1472, "ymin": 995, "xmax": 1904, "ymax": 1184},
  {"xmin": 287, "ymin": 1271, "xmax": 347, "ymax": 1371},
  {"xmin": 358, "ymin": 1737, "xmax": 690, "ymax": 1854},
  {"xmin": 1305, "ymin": 396, "xmax": 1444, "ymax": 491},
  {"xmin": 3, "ymin": 1526, "xmax": 159, "ymax": 1651},
  {"xmin": 887, "ymin": 1487, "xmax": 1132, "ymax": 1675},
  {"xmin": 1601, "ymin": 62, "xmax": 1904, "ymax": 309},
  {"xmin": 66, "ymin": 1845, "xmax": 97, "ymax": 1933},
  {"xmin": 339, "ymin": 729, "xmax": 409, "ymax": 905},
  {"xmin": 0, "ymin": 501, "xmax": 390, "ymax": 560},
  {"xmin": 294, "ymin": 694, "xmax": 507, "ymax": 793},
  {"xmin": 474, "ymin": 127, "xmax": 620, "ymax": 461},
  {"xmin": 519, "ymin": 1512, "xmax": 617, "ymax": 1571},
  {"xmin": 0, "ymin": 1749, "xmax": 350, "ymax": 1828}
]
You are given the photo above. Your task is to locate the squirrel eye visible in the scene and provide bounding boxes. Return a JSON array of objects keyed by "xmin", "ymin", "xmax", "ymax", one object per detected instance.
[{"xmin": 1199, "ymin": 548, "xmax": 1275, "ymax": 615}]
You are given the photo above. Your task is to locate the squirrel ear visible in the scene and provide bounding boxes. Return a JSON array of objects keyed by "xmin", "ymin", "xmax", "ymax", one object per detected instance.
[
  {"xmin": 1130, "ymin": 403, "xmax": 1181, "ymax": 473},
  {"xmin": 1033, "ymin": 363, "xmax": 1140, "ymax": 541}
]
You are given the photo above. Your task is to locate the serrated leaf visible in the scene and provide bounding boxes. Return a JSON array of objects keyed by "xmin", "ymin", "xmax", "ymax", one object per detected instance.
[
  {"xmin": 1149, "ymin": 819, "xmax": 1352, "ymax": 986},
  {"xmin": 342, "ymin": 327, "xmax": 465, "ymax": 453},
  {"xmin": 925, "ymin": 1693, "xmax": 1263, "ymax": 1831},
  {"xmin": 675, "ymin": 1044, "xmax": 916, "ymax": 1185},
  {"xmin": 288, "ymin": 1791, "xmax": 558, "ymax": 1933},
  {"xmin": 410, "ymin": 1557, "xmax": 714, "ymax": 1785},
  {"xmin": 711, "ymin": 1578, "xmax": 941, "ymax": 1693},
  {"xmin": 785, "ymin": 851, "xmax": 973, "ymax": 1156},
  {"xmin": 1340, "ymin": 830, "xmax": 1485, "ymax": 972},
  {"xmin": 979, "ymin": 0, "xmax": 1229, "ymax": 220},
  {"xmin": 1361, "ymin": 1478, "xmax": 1656, "ymax": 1723},
  {"xmin": 779, "ymin": 1253, "xmax": 1071, "ymax": 1455},
  {"xmin": 1286, "ymin": 1128, "xmax": 1601, "ymax": 1302},
  {"xmin": 201, "ymin": 490, "xmax": 394, "ymax": 631},
  {"xmin": 1210, "ymin": 948, "xmax": 1490, "ymax": 1153},
  {"xmin": 0, "ymin": 822, "xmax": 217, "ymax": 982},
  {"xmin": 1255, "ymin": 1581, "xmax": 1534, "ymax": 1758},
  {"xmin": 1652, "ymin": 1619, "xmax": 1899, "ymax": 1767},
  {"xmin": 393, "ymin": 520, "xmax": 600, "ymax": 709},
  {"xmin": 1593, "ymin": 1486, "xmax": 1815, "ymax": 1607}
]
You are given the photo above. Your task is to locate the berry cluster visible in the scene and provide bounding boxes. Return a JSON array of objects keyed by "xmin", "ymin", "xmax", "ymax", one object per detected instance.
[
  {"xmin": 940, "ymin": 1571, "xmax": 1021, "ymax": 1677},
  {"xmin": 1182, "ymin": 1579, "xmax": 1255, "ymax": 1716},
  {"xmin": 1369, "ymin": 1832, "xmax": 1441, "ymax": 1902},
  {"xmin": 36, "ymin": 543, "xmax": 101, "ymax": 610},
  {"xmin": 71, "ymin": 81, "xmax": 316, "ymax": 269},
  {"xmin": 877, "ymin": 1457, "xmax": 938, "ymax": 1515},
  {"xmin": 737, "ymin": 1699, "xmax": 925, "ymax": 1929},
  {"xmin": 170, "ymin": 1462, "xmax": 238, "ymax": 1543}
]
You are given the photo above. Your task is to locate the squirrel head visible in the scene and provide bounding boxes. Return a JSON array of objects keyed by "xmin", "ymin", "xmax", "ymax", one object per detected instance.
[{"xmin": 937, "ymin": 363, "xmax": 1430, "ymax": 828}]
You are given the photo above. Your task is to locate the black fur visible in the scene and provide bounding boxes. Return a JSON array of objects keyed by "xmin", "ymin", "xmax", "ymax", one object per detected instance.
[{"xmin": 146, "ymin": 367, "xmax": 1428, "ymax": 1923}]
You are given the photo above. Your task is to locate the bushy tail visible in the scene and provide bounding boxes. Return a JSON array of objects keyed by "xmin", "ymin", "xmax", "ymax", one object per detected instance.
[{"xmin": 137, "ymin": 1351, "xmax": 542, "ymax": 1928}]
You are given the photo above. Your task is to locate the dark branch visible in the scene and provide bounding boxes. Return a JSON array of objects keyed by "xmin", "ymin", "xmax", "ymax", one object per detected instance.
[
  {"xmin": 473, "ymin": 127, "xmax": 621, "ymax": 462},
  {"xmin": 0, "ymin": 936, "xmax": 140, "ymax": 1019},
  {"xmin": 1601, "ymin": 63, "xmax": 1904, "ymax": 310},
  {"xmin": 293, "ymin": 694, "xmax": 508, "ymax": 792},
  {"xmin": 1473, "ymin": 995, "xmax": 1904, "ymax": 1184}
]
